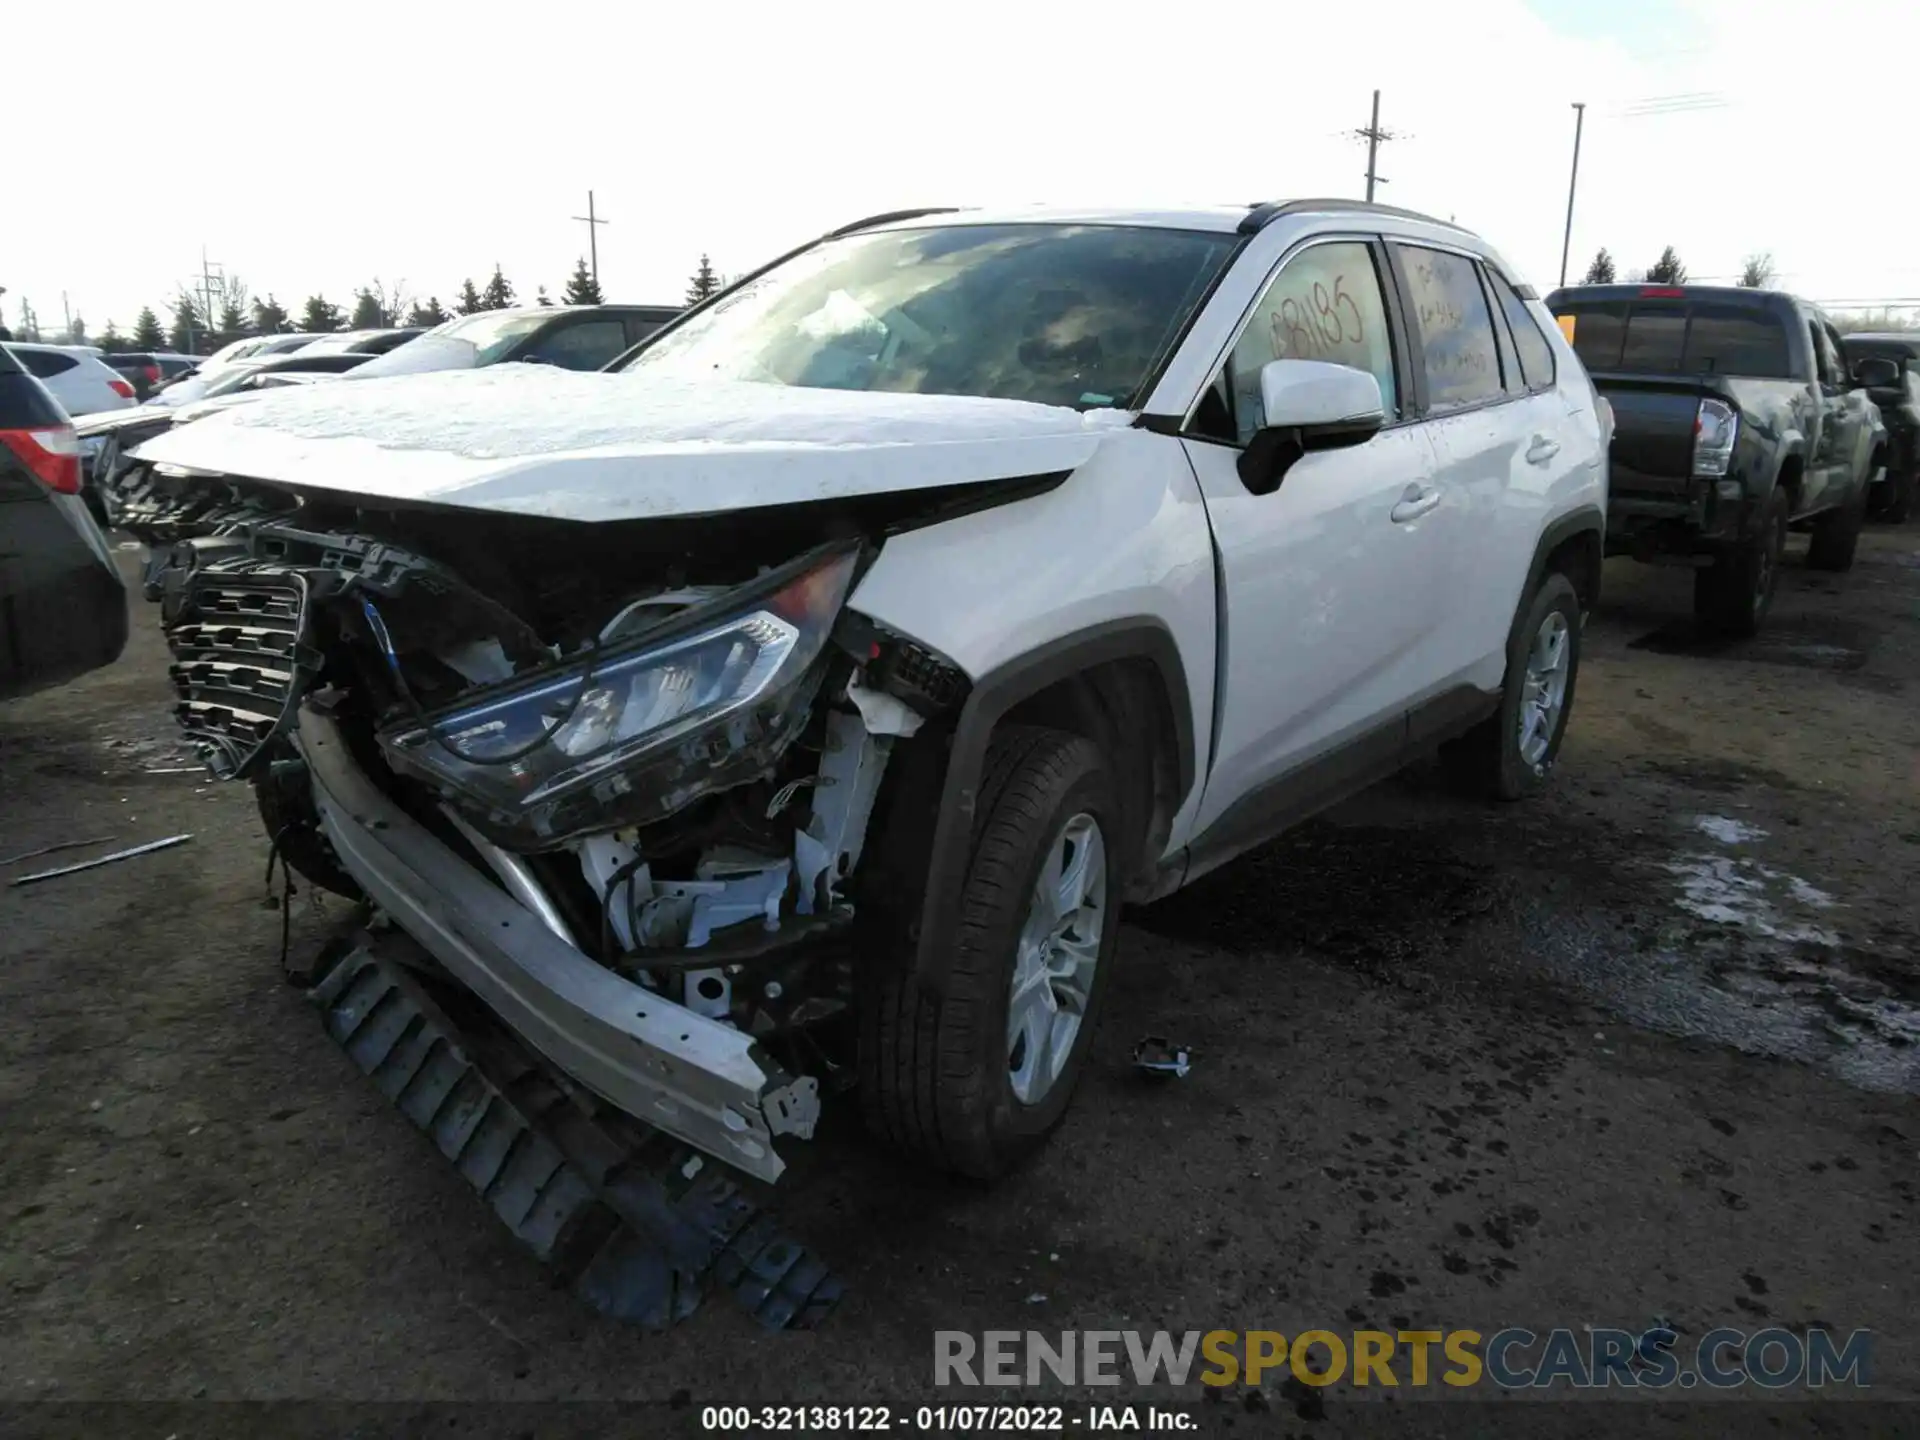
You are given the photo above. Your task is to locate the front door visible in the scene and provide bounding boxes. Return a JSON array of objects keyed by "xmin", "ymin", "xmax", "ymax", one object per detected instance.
[{"xmin": 1181, "ymin": 236, "xmax": 1452, "ymax": 838}]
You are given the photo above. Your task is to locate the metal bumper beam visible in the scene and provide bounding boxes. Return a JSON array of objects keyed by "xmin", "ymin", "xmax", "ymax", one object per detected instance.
[{"xmin": 294, "ymin": 701, "xmax": 807, "ymax": 1182}]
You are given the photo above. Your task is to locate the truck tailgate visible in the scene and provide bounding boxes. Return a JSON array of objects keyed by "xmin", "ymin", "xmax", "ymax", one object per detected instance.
[{"xmin": 1593, "ymin": 377, "xmax": 1708, "ymax": 502}]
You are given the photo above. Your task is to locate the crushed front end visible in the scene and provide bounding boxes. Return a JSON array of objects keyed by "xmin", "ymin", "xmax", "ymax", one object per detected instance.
[{"xmin": 119, "ymin": 463, "xmax": 966, "ymax": 1182}]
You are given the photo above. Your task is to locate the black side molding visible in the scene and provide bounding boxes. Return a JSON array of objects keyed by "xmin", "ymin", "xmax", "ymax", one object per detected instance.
[
  {"xmin": 1526, "ymin": 505, "xmax": 1606, "ymax": 615},
  {"xmin": 909, "ymin": 620, "xmax": 1195, "ymax": 991}
]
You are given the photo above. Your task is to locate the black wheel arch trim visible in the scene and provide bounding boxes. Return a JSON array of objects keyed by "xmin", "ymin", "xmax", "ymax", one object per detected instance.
[
  {"xmin": 908, "ymin": 618, "xmax": 1196, "ymax": 991},
  {"xmin": 1526, "ymin": 505, "xmax": 1605, "ymax": 611}
]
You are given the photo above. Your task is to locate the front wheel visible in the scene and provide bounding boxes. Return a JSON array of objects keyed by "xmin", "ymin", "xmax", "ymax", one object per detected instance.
[
  {"xmin": 858, "ymin": 726, "xmax": 1121, "ymax": 1179},
  {"xmin": 1445, "ymin": 571, "xmax": 1583, "ymax": 801}
]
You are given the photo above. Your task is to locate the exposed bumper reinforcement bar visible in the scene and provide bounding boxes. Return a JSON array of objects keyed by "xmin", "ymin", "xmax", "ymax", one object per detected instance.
[
  {"xmin": 308, "ymin": 928, "xmax": 841, "ymax": 1328},
  {"xmin": 294, "ymin": 699, "xmax": 812, "ymax": 1182}
]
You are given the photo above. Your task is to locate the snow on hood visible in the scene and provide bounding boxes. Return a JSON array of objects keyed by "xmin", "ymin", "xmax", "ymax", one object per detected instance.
[{"xmin": 129, "ymin": 368, "xmax": 1133, "ymax": 521}]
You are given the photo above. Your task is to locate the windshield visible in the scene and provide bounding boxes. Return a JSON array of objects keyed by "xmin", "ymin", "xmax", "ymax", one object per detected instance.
[
  {"xmin": 620, "ymin": 223, "xmax": 1237, "ymax": 408},
  {"xmin": 351, "ymin": 312, "xmax": 546, "ymax": 378}
]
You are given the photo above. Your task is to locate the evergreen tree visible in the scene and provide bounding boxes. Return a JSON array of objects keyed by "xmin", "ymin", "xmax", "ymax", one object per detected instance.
[
  {"xmin": 455, "ymin": 278, "xmax": 484, "ymax": 315},
  {"xmin": 97, "ymin": 321, "xmax": 124, "ymax": 353},
  {"xmin": 1646, "ymin": 247, "xmax": 1688, "ymax": 285},
  {"xmin": 67, "ymin": 315, "xmax": 87, "ymax": 345},
  {"xmin": 300, "ymin": 295, "xmax": 344, "ymax": 333},
  {"xmin": 536, "ymin": 285, "xmax": 553, "ymax": 307},
  {"xmin": 479, "ymin": 264, "xmax": 515, "ymax": 311},
  {"xmin": 685, "ymin": 253, "xmax": 720, "ymax": 305},
  {"xmin": 349, "ymin": 288, "xmax": 384, "ymax": 329},
  {"xmin": 406, "ymin": 297, "xmax": 450, "ymax": 327},
  {"xmin": 217, "ymin": 298, "xmax": 248, "ymax": 337},
  {"xmin": 251, "ymin": 295, "xmax": 290, "ymax": 334},
  {"xmin": 132, "ymin": 307, "xmax": 166, "ymax": 350},
  {"xmin": 1582, "ymin": 248, "xmax": 1616, "ymax": 285},
  {"xmin": 562, "ymin": 257, "xmax": 602, "ymax": 306},
  {"xmin": 1739, "ymin": 253, "xmax": 1777, "ymax": 289},
  {"xmin": 168, "ymin": 296, "xmax": 199, "ymax": 353}
]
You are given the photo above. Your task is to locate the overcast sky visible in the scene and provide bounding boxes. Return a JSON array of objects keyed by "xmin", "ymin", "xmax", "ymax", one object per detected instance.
[{"xmin": 13, "ymin": 0, "xmax": 1919, "ymax": 336}]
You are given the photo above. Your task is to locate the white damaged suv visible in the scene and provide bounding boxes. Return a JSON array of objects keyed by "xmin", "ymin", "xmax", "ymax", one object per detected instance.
[{"xmin": 114, "ymin": 200, "xmax": 1606, "ymax": 1184}]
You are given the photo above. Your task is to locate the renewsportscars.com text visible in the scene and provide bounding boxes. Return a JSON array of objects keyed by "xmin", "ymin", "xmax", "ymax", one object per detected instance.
[{"xmin": 934, "ymin": 1326, "xmax": 1872, "ymax": 1391}]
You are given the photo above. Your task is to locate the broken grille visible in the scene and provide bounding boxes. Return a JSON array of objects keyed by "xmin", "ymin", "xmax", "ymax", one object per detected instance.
[{"xmin": 165, "ymin": 567, "xmax": 318, "ymax": 779}]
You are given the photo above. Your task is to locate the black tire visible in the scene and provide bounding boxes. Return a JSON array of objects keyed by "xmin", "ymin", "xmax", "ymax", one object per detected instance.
[
  {"xmin": 1695, "ymin": 488, "xmax": 1787, "ymax": 637},
  {"xmin": 858, "ymin": 726, "xmax": 1122, "ymax": 1179},
  {"xmin": 1872, "ymin": 466, "xmax": 1915, "ymax": 524},
  {"xmin": 1444, "ymin": 571, "xmax": 1583, "ymax": 802},
  {"xmin": 254, "ymin": 767, "xmax": 361, "ymax": 900},
  {"xmin": 1807, "ymin": 473, "xmax": 1867, "ymax": 572}
]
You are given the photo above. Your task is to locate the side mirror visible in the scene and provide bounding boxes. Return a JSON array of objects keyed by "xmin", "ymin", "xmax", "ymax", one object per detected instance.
[
  {"xmin": 1851, "ymin": 356, "xmax": 1901, "ymax": 390},
  {"xmin": 1237, "ymin": 360, "xmax": 1386, "ymax": 494}
]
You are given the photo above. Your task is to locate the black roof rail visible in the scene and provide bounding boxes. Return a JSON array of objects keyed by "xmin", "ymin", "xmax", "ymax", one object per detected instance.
[
  {"xmin": 1239, "ymin": 198, "xmax": 1469, "ymax": 236},
  {"xmin": 828, "ymin": 207, "xmax": 961, "ymax": 238}
]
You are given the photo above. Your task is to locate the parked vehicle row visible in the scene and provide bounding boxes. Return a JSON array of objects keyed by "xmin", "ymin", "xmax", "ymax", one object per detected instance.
[{"xmin": 1546, "ymin": 282, "xmax": 1894, "ymax": 635}]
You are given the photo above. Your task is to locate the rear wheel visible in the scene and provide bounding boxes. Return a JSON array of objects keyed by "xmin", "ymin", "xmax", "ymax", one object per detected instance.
[
  {"xmin": 1445, "ymin": 571, "xmax": 1582, "ymax": 801},
  {"xmin": 859, "ymin": 726, "xmax": 1120, "ymax": 1179},
  {"xmin": 1696, "ymin": 488, "xmax": 1787, "ymax": 637},
  {"xmin": 1807, "ymin": 473, "xmax": 1867, "ymax": 571},
  {"xmin": 1871, "ymin": 465, "xmax": 1915, "ymax": 524}
]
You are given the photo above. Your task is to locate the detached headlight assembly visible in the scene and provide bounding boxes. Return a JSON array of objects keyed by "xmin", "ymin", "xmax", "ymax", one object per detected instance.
[{"xmin": 377, "ymin": 545, "xmax": 861, "ymax": 845}]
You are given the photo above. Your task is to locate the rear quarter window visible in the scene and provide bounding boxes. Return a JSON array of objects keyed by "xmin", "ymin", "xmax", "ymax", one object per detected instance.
[{"xmin": 16, "ymin": 350, "xmax": 80, "ymax": 379}]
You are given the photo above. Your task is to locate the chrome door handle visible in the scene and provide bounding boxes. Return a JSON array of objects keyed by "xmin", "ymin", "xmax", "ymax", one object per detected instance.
[
  {"xmin": 1526, "ymin": 436, "xmax": 1561, "ymax": 466},
  {"xmin": 1390, "ymin": 484, "xmax": 1442, "ymax": 523}
]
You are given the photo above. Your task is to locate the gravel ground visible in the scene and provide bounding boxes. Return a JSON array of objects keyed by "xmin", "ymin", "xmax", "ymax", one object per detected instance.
[{"xmin": 2, "ymin": 529, "xmax": 1917, "ymax": 1438}]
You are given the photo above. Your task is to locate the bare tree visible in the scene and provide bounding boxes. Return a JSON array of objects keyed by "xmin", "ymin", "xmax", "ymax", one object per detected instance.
[
  {"xmin": 367, "ymin": 277, "xmax": 412, "ymax": 327},
  {"xmin": 1739, "ymin": 253, "xmax": 1777, "ymax": 289}
]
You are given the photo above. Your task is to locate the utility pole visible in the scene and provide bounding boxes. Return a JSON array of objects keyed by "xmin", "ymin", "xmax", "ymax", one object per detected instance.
[
  {"xmin": 1350, "ymin": 91, "xmax": 1399, "ymax": 202},
  {"xmin": 1558, "ymin": 102, "xmax": 1586, "ymax": 288},
  {"xmin": 571, "ymin": 190, "xmax": 611, "ymax": 288}
]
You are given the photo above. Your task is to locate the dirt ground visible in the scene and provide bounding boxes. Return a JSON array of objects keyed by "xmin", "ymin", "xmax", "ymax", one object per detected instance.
[{"xmin": 2, "ymin": 526, "xmax": 1917, "ymax": 1437}]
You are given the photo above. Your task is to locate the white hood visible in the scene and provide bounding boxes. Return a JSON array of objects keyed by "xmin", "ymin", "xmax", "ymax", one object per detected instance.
[{"xmin": 130, "ymin": 368, "xmax": 1130, "ymax": 521}]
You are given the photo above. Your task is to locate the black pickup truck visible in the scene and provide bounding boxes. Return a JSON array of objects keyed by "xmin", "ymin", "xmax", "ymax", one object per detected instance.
[
  {"xmin": 1546, "ymin": 285, "xmax": 1887, "ymax": 635},
  {"xmin": 1840, "ymin": 331, "xmax": 1919, "ymax": 523}
]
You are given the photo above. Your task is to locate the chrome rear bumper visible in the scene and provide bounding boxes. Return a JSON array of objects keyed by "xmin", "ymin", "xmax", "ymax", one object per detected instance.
[{"xmin": 293, "ymin": 701, "xmax": 817, "ymax": 1182}]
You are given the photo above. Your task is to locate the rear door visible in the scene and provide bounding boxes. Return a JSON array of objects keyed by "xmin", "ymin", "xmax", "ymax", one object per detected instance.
[
  {"xmin": 1384, "ymin": 241, "xmax": 1532, "ymax": 700},
  {"xmin": 1802, "ymin": 311, "xmax": 1852, "ymax": 508}
]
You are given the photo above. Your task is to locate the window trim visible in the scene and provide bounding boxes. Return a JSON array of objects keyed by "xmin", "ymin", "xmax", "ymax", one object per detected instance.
[
  {"xmin": 1178, "ymin": 231, "xmax": 1413, "ymax": 448},
  {"xmin": 1384, "ymin": 239, "xmax": 1515, "ymax": 420}
]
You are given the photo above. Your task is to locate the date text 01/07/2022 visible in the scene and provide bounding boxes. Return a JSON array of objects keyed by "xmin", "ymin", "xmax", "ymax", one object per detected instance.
[{"xmin": 699, "ymin": 1403, "xmax": 1197, "ymax": 1431}]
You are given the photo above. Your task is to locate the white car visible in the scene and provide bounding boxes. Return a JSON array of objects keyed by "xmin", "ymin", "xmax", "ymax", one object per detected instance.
[
  {"xmin": 113, "ymin": 199, "xmax": 1606, "ymax": 1189},
  {"xmin": 5, "ymin": 343, "xmax": 136, "ymax": 417}
]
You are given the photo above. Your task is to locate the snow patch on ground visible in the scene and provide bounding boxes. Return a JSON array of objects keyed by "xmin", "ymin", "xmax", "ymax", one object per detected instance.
[
  {"xmin": 1665, "ymin": 854, "xmax": 1840, "ymax": 946},
  {"xmin": 1694, "ymin": 814, "xmax": 1769, "ymax": 845}
]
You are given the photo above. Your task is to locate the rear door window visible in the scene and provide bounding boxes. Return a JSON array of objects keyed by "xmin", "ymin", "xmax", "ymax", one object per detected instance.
[{"xmin": 1392, "ymin": 244, "xmax": 1503, "ymax": 412}]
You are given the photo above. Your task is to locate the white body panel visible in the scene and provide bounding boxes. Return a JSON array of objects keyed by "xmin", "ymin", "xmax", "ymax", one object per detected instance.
[
  {"xmin": 131, "ymin": 369, "xmax": 1131, "ymax": 521},
  {"xmin": 848, "ymin": 428, "xmax": 1218, "ymax": 851},
  {"xmin": 1179, "ymin": 425, "xmax": 1452, "ymax": 836}
]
